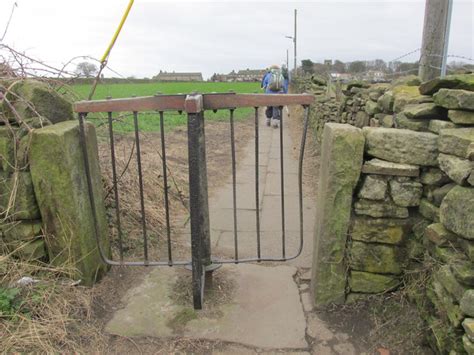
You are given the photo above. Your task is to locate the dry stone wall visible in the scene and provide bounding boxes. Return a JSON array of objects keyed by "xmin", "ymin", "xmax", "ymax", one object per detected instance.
[
  {"xmin": 0, "ymin": 80, "xmax": 109, "ymax": 285},
  {"xmin": 310, "ymin": 74, "xmax": 474, "ymax": 354},
  {"xmin": 296, "ymin": 76, "xmax": 428, "ymax": 142}
]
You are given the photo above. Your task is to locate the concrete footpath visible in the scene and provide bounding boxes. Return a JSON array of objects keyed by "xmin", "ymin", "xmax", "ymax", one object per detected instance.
[{"xmin": 105, "ymin": 109, "xmax": 358, "ymax": 354}]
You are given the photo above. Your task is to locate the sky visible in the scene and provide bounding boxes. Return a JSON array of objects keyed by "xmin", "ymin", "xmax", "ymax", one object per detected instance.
[{"xmin": 0, "ymin": 0, "xmax": 473, "ymax": 79}]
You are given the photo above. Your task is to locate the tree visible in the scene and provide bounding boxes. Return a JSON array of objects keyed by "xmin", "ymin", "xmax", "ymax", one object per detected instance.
[
  {"xmin": 348, "ymin": 61, "xmax": 367, "ymax": 74},
  {"xmin": 373, "ymin": 59, "xmax": 387, "ymax": 72},
  {"xmin": 76, "ymin": 62, "xmax": 98, "ymax": 78},
  {"xmin": 332, "ymin": 60, "xmax": 345, "ymax": 73},
  {"xmin": 313, "ymin": 63, "xmax": 329, "ymax": 75},
  {"xmin": 301, "ymin": 59, "xmax": 314, "ymax": 74},
  {"xmin": 397, "ymin": 62, "xmax": 419, "ymax": 74}
]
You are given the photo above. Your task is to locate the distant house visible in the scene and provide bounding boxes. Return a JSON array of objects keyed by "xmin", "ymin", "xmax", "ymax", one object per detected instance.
[
  {"xmin": 330, "ymin": 72, "xmax": 352, "ymax": 82},
  {"xmin": 154, "ymin": 71, "xmax": 203, "ymax": 82},
  {"xmin": 363, "ymin": 70, "xmax": 386, "ymax": 82},
  {"xmin": 212, "ymin": 69, "xmax": 266, "ymax": 82}
]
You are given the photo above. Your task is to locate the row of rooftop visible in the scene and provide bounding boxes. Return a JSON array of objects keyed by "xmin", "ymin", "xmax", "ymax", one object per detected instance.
[
  {"xmin": 153, "ymin": 69, "xmax": 266, "ymax": 82},
  {"xmin": 152, "ymin": 68, "xmax": 388, "ymax": 83}
]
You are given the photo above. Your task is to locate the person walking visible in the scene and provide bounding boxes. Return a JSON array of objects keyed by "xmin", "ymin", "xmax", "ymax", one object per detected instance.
[{"xmin": 262, "ymin": 64, "xmax": 288, "ymax": 128}]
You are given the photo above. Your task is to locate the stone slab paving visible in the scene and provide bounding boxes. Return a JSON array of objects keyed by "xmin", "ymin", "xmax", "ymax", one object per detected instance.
[
  {"xmin": 106, "ymin": 264, "xmax": 307, "ymax": 349},
  {"xmin": 210, "ymin": 109, "xmax": 315, "ymax": 268},
  {"xmin": 105, "ymin": 109, "xmax": 359, "ymax": 353}
]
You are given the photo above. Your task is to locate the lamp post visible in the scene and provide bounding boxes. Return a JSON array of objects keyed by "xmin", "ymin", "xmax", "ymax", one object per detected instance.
[{"xmin": 285, "ymin": 9, "xmax": 297, "ymax": 78}]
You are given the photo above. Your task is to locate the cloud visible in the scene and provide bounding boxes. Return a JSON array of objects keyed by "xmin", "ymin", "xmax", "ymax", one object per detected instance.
[{"xmin": 0, "ymin": 0, "xmax": 472, "ymax": 79}]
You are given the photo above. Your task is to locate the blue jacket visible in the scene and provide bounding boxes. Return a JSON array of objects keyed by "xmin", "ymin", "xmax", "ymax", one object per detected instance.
[{"xmin": 262, "ymin": 72, "xmax": 288, "ymax": 94}]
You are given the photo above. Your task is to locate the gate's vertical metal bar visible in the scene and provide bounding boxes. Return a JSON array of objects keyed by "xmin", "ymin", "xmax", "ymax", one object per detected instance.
[
  {"xmin": 133, "ymin": 111, "xmax": 149, "ymax": 264},
  {"xmin": 107, "ymin": 112, "xmax": 124, "ymax": 262},
  {"xmin": 186, "ymin": 94, "xmax": 210, "ymax": 309},
  {"xmin": 279, "ymin": 106, "xmax": 286, "ymax": 259},
  {"xmin": 229, "ymin": 109, "xmax": 238, "ymax": 262},
  {"xmin": 298, "ymin": 106, "xmax": 310, "ymax": 254},
  {"xmin": 159, "ymin": 111, "xmax": 173, "ymax": 265},
  {"xmin": 254, "ymin": 107, "xmax": 261, "ymax": 260}
]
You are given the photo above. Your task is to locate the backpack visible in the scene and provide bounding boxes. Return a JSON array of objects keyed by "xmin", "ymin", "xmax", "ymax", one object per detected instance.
[{"xmin": 268, "ymin": 68, "xmax": 284, "ymax": 92}]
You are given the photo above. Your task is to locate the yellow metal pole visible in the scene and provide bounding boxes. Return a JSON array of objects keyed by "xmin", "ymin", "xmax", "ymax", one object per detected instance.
[
  {"xmin": 88, "ymin": 0, "xmax": 134, "ymax": 100},
  {"xmin": 100, "ymin": 0, "xmax": 134, "ymax": 63}
]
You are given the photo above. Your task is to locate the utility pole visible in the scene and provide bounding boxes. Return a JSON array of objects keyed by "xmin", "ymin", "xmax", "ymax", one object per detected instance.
[
  {"xmin": 293, "ymin": 9, "xmax": 297, "ymax": 77},
  {"xmin": 418, "ymin": 0, "xmax": 453, "ymax": 81}
]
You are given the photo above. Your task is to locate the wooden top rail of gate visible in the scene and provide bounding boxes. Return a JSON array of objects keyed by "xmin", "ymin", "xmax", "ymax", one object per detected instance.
[{"xmin": 74, "ymin": 93, "xmax": 314, "ymax": 113}]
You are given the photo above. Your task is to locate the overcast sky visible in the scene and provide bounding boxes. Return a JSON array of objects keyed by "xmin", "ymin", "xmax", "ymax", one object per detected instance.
[{"xmin": 0, "ymin": 0, "xmax": 472, "ymax": 79}]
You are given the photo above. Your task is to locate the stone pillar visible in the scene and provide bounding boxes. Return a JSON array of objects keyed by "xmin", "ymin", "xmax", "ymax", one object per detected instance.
[
  {"xmin": 29, "ymin": 121, "xmax": 110, "ymax": 285},
  {"xmin": 311, "ymin": 123, "xmax": 365, "ymax": 306}
]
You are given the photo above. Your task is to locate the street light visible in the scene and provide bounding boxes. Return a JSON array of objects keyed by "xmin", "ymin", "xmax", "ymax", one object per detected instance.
[
  {"xmin": 285, "ymin": 9, "xmax": 297, "ymax": 78},
  {"xmin": 285, "ymin": 35, "xmax": 295, "ymax": 78}
]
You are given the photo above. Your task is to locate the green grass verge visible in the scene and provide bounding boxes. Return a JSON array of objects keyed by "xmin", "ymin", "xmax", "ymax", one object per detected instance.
[{"xmin": 72, "ymin": 82, "xmax": 261, "ymax": 133}]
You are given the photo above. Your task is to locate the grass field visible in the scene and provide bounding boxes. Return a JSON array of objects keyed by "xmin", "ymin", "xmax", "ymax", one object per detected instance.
[{"xmin": 72, "ymin": 82, "xmax": 261, "ymax": 133}]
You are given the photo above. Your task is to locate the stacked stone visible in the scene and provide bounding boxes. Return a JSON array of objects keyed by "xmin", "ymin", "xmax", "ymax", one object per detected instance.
[
  {"xmin": 346, "ymin": 127, "xmax": 436, "ymax": 302},
  {"xmin": 412, "ymin": 75, "xmax": 474, "ymax": 354},
  {"xmin": 0, "ymin": 80, "xmax": 72, "ymax": 262},
  {"xmin": 309, "ymin": 97, "xmax": 340, "ymax": 142},
  {"xmin": 295, "ymin": 76, "xmax": 341, "ymax": 142},
  {"xmin": 339, "ymin": 82, "xmax": 371, "ymax": 127}
]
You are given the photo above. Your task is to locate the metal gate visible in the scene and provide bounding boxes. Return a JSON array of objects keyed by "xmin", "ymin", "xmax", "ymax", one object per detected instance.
[{"xmin": 75, "ymin": 92, "xmax": 314, "ymax": 309}]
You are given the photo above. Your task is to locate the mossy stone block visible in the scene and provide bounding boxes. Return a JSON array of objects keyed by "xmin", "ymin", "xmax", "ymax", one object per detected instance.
[
  {"xmin": 439, "ymin": 128, "xmax": 474, "ymax": 159},
  {"xmin": 311, "ymin": 123, "xmax": 365, "ymax": 307},
  {"xmin": 434, "ymin": 265, "xmax": 469, "ymax": 302},
  {"xmin": 350, "ymin": 216, "xmax": 411, "ymax": 245},
  {"xmin": 463, "ymin": 318, "xmax": 474, "ymax": 341},
  {"xmin": 419, "ymin": 74, "xmax": 474, "ymax": 95},
  {"xmin": 0, "ymin": 171, "xmax": 40, "ymax": 220},
  {"xmin": 389, "ymin": 178, "xmax": 423, "ymax": 207},
  {"xmin": 428, "ymin": 119, "xmax": 458, "ymax": 134},
  {"xmin": 440, "ymin": 186, "xmax": 474, "ymax": 240},
  {"xmin": 434, "ymin": 89, "xmax": 474, "ymax": 110},
  {"xmin": 428, "ymin": 280, "xmax": 464, "ymax": 328},
  {"xmin": 427, "ymin": 244, "xmax": 466, "ymax": 264},
  {"xmin": 9, "ymin": 239, "xmax": 47, "ymax": 261},
  {"xmin": 426, "ymin": 315, "xmax": 465, "ymax": 354},
  {"xmin": 392, "ymin": 85, "xmax": 430, "ymax": 113},
  {"xmin": 464, "ymin": 335, "xmax": 474, "ymax": 355},
  {"xmin": 349, "ymin": 271, "xmax": 399, "ymax": 293},
  {"xmin": 461, "ymin": 290, "xmax": 474, "ymax": 317},
  {"xmin": 419, "ymin": 199, "xmax": 440, "ymax": 222},
  {"xmin": 2, "ymin": 220, "xmax": 42, "ymax": 242},
  {"xmin": 451, "ymin": 261, "xmax": 474, "ymax": 287},
  {"xmin": 459, "ymin": 238, "xmax": 474, "ymax": 262},
  {"xmin": 357, "ymin": 174, "xmax": 388, "ymax": 200},
  {"xmin": 350, "ymin": 241, "xmax": 404, "ymax": 275},
  {"xmin": 29, "ymin": 121, "xmax": 110, "ymax": 285},
  {"xmin": 363, "ymin": 127, "xmax": 438, "ymax": 166},
  {"xmin": 432, "ymin": 183, "xmax": 456, "ymax": 207},
  {"xmin": 354, "ymin": 198, "xmax": 409, "ymax": 218},
  {"xmin": 438, "ymin": 153, "xmax": 474, "ymax": 185},
  {"xmin": 6, "ymin": 80, "xmax": 73, "ymax": 124},
  {"xmin": 449, "ymin": 109, "xmax": 474, "ymax": 125},
  {"xmin": 424, "ymin": 223, "xmax": 458, "ymax": 247},
  {"xmin": 402, "ymin": 102, "xmax": 446, "ymax": 120}
]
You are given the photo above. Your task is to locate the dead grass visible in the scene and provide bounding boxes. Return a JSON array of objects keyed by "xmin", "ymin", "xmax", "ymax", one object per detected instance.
[
  {"xmin": 0, "ymin": 253, "xmax": 106, "ymax": 353},
  {"xmin": 96, "ymin": 118, "xmax": 254, "ymax": 262}
]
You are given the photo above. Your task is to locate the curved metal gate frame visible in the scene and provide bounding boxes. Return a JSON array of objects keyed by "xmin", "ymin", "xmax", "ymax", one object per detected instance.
[{"xmin": 75, "ymin": 92, "xmax": 314, "ymax": 309}]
